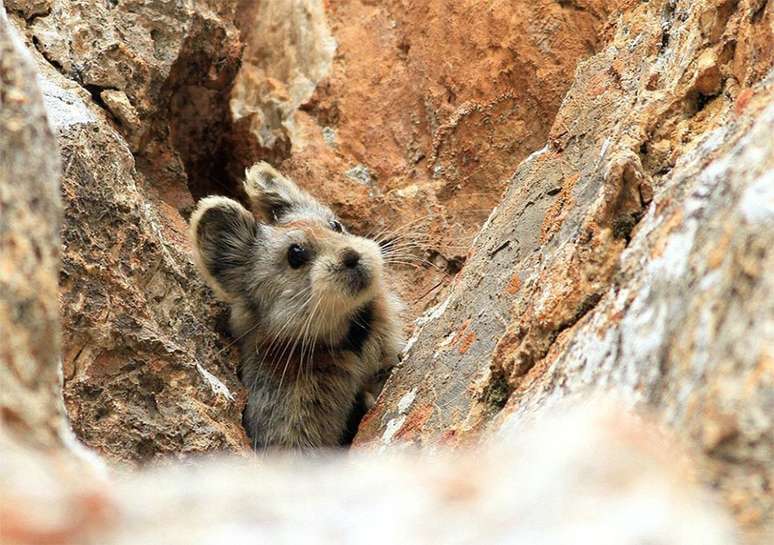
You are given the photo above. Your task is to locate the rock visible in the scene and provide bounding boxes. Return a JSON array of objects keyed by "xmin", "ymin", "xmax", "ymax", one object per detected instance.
[
  {"xmin": 0, "ymin": 6, "xmax": 64, "ymax": 451},
  {"xmin": 5, "ymin": 0, "xmax": 50, "ymax": 19},
  {"xmin": 0, "ymin": 397, "xmax": 739, "ymax": 545},
  {"xmin": 228, "ymin": 0, "xmax": 334, "ymax": 166},
  {"xmin": 232, "ymin": 0, "xmax": 627, "ymax": 316},
  {"xmin": 24, "ymin": 0, "xmax": 243, "ymax": 202},
  {"xmin": 49, "ymin": 63, "xmax": 250, "ymax": 465},
  {"xmin": 3, "ymin": 0, "xmax": 629, "ymax": 465},
  {"xmin": 358, "ymin": 0, "xmax": 774, "ymax": 539},
  {"xmin": 99, "ymin": 89, "xmax": 142, "ymax": 151},
  {"xmin": 7, "ymin": 5, "xmax": 250, "ymax": 464},
  {"xmin": 2, "ymin": 0, "xmax": 773, "ymax": 541}
]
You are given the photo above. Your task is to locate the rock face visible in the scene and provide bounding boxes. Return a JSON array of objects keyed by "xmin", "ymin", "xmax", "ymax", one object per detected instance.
[
  {"xmin": 8, "ymin": 1, "xmax": 249, "ymax": 464},
  {"xmin": 0, "ymin": 6, "xmax": 64, "ymax": 451},
  {"xmin": 357, "ymin": 0, "xmax": 774, "ymax": 538},
  {"xmin": 1, "ymin": 0, "xmax": 773, "ymax": 542},
  {"xmin": 5, "ymin": 0, "xmax": 627, "ymax": 465},
  {"xmin": 54, "ymin": 81, "xmax": 249, "ymax": 463},
  {"xmin": 218, "ymin": 0, "xmax": 630, "ymax": 317}
]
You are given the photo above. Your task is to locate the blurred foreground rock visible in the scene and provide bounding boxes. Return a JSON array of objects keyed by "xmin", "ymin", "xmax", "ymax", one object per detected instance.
[
  {"xmin": 1, "ymin": 401, "xmax": 738, "ymax": 545},
  {"xmin": 1, "ymin": 0, "xmax": 773, "ymax": 543},
  {"xmin": 0, "ymin": 4, "xmax": 64, "ymax": 451}
]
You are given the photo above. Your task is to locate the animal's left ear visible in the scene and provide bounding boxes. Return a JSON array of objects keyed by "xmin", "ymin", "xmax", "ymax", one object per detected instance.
[
  {"xmin": 189, "ymin": 196, "xmax": 260, "ymax": 303},
  {"xmin": 243, "ymin": 162, "xmax": 327, "ymax": 223}
]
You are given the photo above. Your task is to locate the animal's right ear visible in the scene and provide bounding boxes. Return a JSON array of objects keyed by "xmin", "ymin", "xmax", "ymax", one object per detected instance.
[
  {"xmin": 243, "ymin": 161, "xmax": 322, "ymax": 222},
  {"xmin": 189, "ymin": 196, "xmax": 259, "ymax": 302}
]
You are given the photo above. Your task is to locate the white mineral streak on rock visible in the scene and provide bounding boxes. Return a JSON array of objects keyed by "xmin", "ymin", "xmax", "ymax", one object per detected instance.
[
  {"xmin": 740, "ymin": 170, "xmax": 774, "ymax": 224},
  {"xmin": 38, "ymin": 77, "xmax": 95, "ymax": 131},
  {"xmin": 196, "ymin": 363, "xmax": 234, "ymax": 401},
  {"xmin": 381, "ymin": 415, "xmax": 407, "ymax": 444}
]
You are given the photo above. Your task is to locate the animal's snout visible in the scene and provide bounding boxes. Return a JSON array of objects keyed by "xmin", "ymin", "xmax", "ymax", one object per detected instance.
[{"xmin": 341, "ymin": 248, "xmax": 360, "ymax": 269}]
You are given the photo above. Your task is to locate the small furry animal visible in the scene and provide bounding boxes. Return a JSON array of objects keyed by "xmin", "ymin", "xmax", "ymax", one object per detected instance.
[{"xmin": 190, "ymin": 162, "xmax": 403, "ymax": 449}]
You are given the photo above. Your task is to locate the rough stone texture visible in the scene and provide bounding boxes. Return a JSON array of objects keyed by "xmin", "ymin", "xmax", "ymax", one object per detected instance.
[
  {"xmin": 3, "ymin": 0, "xmax": 627, "ymax": 465},
  {"xmin": 7, "ymin": 4, "xmax": 250, "ymax": 464},
  {"xmin": 23, "ymin": 0, "xmax": 243, "ymax": 203},
  {"xmin": 4, "ymin": 16, "xmax": 732, "ymax": 539},
  {"xmin": 2, "ymin": 0, "xmax": 773, "ymax": 541},
  {"xmin": 0, "ymin": 5, "xmax": 64, "ymax": 451},
  {"xmin": 358, "ymin": 0, "xmax": 774, "ymax": 540},
  {"xmin": 232, "ymin": 0, "xmax": 628, "ymax": 315},
  {"xmin": 50, "ymin": 63, "xmax": 250, "ymax": 464}
]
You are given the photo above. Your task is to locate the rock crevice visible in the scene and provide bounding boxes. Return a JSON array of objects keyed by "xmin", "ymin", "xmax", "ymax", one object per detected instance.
[{"xmin": 1, "ymin": 0, "xmax": 772, "ymax": 541}]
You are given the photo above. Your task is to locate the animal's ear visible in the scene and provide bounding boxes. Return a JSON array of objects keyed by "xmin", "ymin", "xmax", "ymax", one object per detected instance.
[
  {"xmin": 243, "ymin": 161, "xmax": 324, "ymax": 223},
  {"xmin": 190, "ymin": 196, "xmax": 259, "ymax": 302}
]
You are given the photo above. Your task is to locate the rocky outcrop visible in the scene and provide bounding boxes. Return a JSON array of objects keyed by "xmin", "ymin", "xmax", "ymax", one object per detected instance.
[
  {"xmin": 358, "ymin": 0, "xmax": 774, "ymax": 539},
  {"xmin": 5, "ymin": 0, "xmax": 626, "ymax": 465},
  {"xmin": 53, "ymin": 77, "xmax": 249, "ymax": 463},
  {"xmin": 0, "ymin": 16, "xmax": 740, "ymax": 542},
  {"xmin": 260, "ymin": 0, "xmax": 628, "ymax": 314},
  {"xmin": 0, "ymin": 5, "xmax": 64, "ymax": 452},
  {"xmin": 1, "ymin": 0, "xmax": 773, "ymax": 542},
  {"xmin": 7, "ymin": 2, "xmax": 249, "ymax": 464}
]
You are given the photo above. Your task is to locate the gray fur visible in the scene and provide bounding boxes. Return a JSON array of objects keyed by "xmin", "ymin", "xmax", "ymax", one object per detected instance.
[{"xmin": 190, "ymin": 164, "xmax": 403, "ymax": 449}]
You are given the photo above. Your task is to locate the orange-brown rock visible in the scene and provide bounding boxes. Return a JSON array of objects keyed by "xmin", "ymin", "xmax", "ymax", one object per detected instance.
[
  {"xmin": 6, "ymin": 0, "xmax": 625, "ymax": 465},
  {"xmin": 357, "ymin": 1, "xmax": 774, "ymax": 540},
  {"xmin": 1, "ymin": 0, "xmax": 773, "ymax": 542},
  {"xmin": 232, "ymin": 0, "xmax": 627, "ymax": 314}
]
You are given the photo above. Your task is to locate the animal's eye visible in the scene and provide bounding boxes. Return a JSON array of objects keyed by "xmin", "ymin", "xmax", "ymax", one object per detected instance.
[
  {"xmin": 329, "ymin": 220, "xmax": 344, "ymax": 233},
  {"xmin": 287, "ymin": 244, "xmax": 310, "ymax": 269}
]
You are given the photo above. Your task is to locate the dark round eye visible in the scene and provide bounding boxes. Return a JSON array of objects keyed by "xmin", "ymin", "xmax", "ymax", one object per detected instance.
[
  {"xmin": 287, "ymin": 244, "xmax": 310, "ymax": 269},
  {"xmin": 329, "ymin": 220, "xmax": 344, "ymax": 233}
]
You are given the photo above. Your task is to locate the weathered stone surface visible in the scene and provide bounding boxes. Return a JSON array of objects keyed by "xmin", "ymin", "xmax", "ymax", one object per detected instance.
[
  {"xmin": 358, "ymin": 0, "xmax": 774, "ymax": 539},
  {"xmin": 5, "ymin": 0, "xmax": 50, "ymax": 19},
  {"xmin": 23, "ymin": 0, "xmax": 243, "ymax": 201},
  {"xmin": 232, "ymin": 0, "xmax": 627, "ymax": 315},
  {"xmin": 0, "ymin": 6, "xmax": 63, "ymax": 451},
  {"xmin": 3, "ymin": 0, "xmax": 628, "ymax": 465},
  {"xmin": 6, "ymin": 7, "xmax": 250, "ymax": 463},
  {"xmin": 48, "ymin": 62, "xmax": 250, "ymax": 464},
  {"xmin": 2, "ymin": 0, "xmax": 774, "ymax": 542}
]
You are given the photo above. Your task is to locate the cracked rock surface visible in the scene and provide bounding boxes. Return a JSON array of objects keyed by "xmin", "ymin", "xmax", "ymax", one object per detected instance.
[
  {"xmin": 8, "ymin": 2, "xmax": 249, "ymax": 464},
  {"xmin": 1, "ymin": 0, "xmax": 773, "ymax": 542},
  {"xmin": 5, "ymin": 0, "xmax": 624, "ymax": 465},
  {"xmin": 357, "ymin": 0, "xmax": 774, "ymax": 539}
]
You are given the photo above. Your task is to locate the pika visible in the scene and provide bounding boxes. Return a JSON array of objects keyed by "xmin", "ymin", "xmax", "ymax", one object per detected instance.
[{"xmin": 190, "ymin": 162, "xmax": 403, "ymax": 449}]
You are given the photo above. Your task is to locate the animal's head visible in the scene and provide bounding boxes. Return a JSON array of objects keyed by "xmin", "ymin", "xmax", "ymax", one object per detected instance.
[{"xmin": 190, "ymin": 162, "xmax": 385, "ymax": 345}]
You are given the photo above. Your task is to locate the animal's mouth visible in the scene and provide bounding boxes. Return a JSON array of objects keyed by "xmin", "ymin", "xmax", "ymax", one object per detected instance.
[{"xmin": 339, "ymin": 264, "xmax": 371, "ymax": 295}]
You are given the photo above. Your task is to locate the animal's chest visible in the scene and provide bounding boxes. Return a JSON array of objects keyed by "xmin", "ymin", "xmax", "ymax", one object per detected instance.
[{"xmin": 248, "ymin": 344, "xmax": 362, "ymax": 384}]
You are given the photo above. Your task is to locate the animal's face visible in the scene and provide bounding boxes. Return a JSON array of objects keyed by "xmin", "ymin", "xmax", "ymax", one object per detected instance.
[
  {"xmin": 248, "ymin": 218, "xmax": 384, "ymax": 339},
  {"xmin": 190, "ymin": 162, "xmax": 384, "ymax": 345}
]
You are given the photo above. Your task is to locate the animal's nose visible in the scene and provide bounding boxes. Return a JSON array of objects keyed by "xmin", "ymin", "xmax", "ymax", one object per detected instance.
[{"xmin": 341, "ymin": 248, "xmax": 360, "ymax": 269}]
